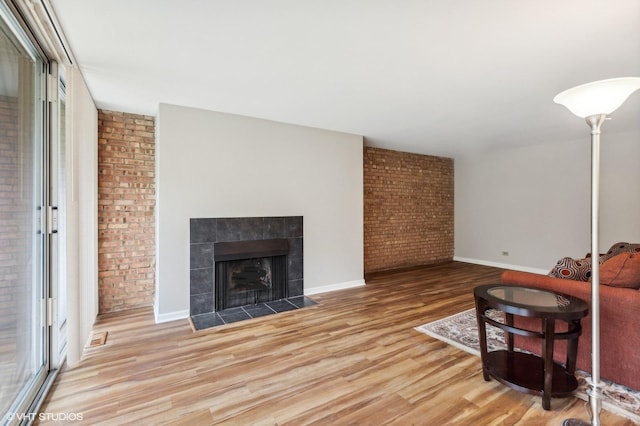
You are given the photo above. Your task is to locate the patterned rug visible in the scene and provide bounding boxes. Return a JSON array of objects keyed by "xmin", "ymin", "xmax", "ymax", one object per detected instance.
[{"xmin": 415, "ymin": 308, "xmax": 640, "ymax": 423}]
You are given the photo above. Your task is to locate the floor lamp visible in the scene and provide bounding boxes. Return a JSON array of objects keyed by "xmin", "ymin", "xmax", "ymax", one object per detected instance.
[{"xmin": 554, "ymin": 77, "xmax": 640, "ymax": 426}]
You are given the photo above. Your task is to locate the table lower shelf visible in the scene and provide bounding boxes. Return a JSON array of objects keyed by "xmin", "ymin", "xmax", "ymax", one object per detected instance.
[{"xmin": 485, "ymin": 350, "xmax": 578, "ymax": 397}]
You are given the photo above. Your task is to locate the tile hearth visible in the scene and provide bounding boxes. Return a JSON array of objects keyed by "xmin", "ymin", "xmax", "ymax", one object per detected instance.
[{"xmin": 190, "ymin": 296, "xmax": 317, "ymax": 331}]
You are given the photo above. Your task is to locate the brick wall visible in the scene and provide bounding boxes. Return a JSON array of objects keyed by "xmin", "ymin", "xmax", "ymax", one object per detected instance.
[
  {"xmin": 98, "ymin": 110, "xmax": 155, "ymax": 313},
  {"xmin": 0, "ymin": 95, "xmax": 19, "ymax": 331},
  {"xmin": 363, "ymin": 146, "xmax": 454, "ymax": 274}
]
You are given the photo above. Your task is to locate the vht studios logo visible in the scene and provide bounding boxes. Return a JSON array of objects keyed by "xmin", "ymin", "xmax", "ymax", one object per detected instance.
[{"xmin": 6, "ymin": 412, "xmax": 84, "ymax": 422}]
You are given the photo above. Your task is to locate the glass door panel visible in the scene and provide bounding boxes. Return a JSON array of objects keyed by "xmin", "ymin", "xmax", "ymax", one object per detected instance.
[
  {"xmin": 0, "ymin": 4, "xmax": 48, "ymax": 420},
  {"xmin": 50, "ymin": 65, "xmax": 67, "ymax": 367}
]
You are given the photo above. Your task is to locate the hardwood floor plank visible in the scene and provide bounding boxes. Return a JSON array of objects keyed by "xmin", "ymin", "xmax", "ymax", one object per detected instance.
[
  {"xmin": 164, "ymin": 409, "xmax": 214, "ymax": 426},
  {"xmin": 36, "ymin": 262, "xmax": 636, "ymax": 425}
]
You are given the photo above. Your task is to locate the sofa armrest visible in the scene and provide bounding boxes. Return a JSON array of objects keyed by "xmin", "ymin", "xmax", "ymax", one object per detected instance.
[{"xmin": 501, "ymin": 269, "xmax": 640, "ymax": 308}]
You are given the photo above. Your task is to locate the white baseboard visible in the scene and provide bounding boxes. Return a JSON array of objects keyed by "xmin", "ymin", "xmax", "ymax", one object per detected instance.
[
  {"xmin": 154, "ymin": 305, "xmax": 189, "ymax": 323},
  {"xmin": 305, "ymin": 279, "xmax": 366, "ymax": 295},
  {"xmin": 453, "ymin": 256, "xmax": 548, "ymax": 275}
]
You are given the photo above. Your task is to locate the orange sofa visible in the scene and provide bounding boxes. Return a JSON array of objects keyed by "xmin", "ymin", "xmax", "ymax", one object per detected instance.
[{"xmin": 501, "ymin": 268, "xmax": 640, "ymax": 391}]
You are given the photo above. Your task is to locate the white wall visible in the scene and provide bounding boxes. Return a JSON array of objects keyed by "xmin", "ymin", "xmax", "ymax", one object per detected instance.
[
  {"xmin": 66, "ymin": 67, "xmax": 98, "ymax": 365},
  {"xmin": 155, "ymin": 103, "xmax": 364, "ymax": 321},
  {"xmin": 455, "ymin": 130, "xmax": 640, "ymax": 273}
]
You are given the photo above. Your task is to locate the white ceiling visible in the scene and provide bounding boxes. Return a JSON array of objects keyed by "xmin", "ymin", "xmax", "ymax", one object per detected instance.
[{"xmin": 50, "ymin": 0, "xmax": 640, "ymax": 158}]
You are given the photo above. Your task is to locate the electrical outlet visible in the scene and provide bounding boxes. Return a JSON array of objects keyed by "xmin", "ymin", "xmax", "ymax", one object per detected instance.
[{"xmin": 501, "ymin": 251, "xmax": 509, "ymax": 256}]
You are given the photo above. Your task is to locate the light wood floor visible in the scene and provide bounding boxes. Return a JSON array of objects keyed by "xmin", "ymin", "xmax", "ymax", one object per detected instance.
[{"xmin": 37, "ymin": 262, "xmax": 635, "ymax": 425}]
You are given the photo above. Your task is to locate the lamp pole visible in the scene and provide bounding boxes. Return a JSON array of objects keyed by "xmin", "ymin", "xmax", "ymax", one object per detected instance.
[
  {"xmin": 563, "ymin": 115, "xmax": 606, "ymax": 426},
  {"xmin": 585, "ymin": 114, "xmax": 605, "ymax": 426}
]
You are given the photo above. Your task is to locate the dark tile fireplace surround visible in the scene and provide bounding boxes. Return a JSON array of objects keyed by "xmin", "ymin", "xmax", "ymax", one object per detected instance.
[{"xmin": 190, "ymin": 216, "xmax": 306, "ymax": 328}]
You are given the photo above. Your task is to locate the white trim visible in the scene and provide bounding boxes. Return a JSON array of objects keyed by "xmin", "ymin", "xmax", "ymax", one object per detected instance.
[
  {"xmin": 304, "ymin": 279, "xmax": 366, "ymax": 295},
  {"xmin": 10, "ymin": 0, "xmax": 74, "ymax": 64},
  {"xmin": 154, "ymin": 305, "xmax": 189, "ymax": 323},
  {"xmin": 453, "ymin": 256, "xmax": 548, "ymax": 275}
]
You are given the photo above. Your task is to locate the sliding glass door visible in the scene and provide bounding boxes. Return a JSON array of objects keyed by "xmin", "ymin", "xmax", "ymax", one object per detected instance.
[{"xmin": 0, "ymin": 3, "xmax": 49, "ymax": 421}]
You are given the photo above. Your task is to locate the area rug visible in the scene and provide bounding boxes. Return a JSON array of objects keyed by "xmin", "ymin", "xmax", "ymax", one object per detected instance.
[{"xmin": 415, "ymin": 308, "xmax": 640, "ymax": 423}]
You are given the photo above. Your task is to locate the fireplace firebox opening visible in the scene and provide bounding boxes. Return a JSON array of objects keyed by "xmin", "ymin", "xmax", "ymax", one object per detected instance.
[
  {"xmin": 214, "ymin": 239, "xmax": 289, "ymax": 311},
  {"xmin": 216, "ymin": 255, "xmax": 288, "ymax": 311}
]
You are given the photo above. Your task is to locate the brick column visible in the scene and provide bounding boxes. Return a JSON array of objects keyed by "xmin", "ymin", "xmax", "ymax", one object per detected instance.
[{"xmin": 98, "ymin": 110, "xmax": 155, "ymax": 313}]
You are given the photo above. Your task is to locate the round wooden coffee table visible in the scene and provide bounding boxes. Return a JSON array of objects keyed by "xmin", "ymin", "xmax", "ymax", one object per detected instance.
[{"xmin": 473, "ymin": 284, "xmax": 588, "ymax": 410}]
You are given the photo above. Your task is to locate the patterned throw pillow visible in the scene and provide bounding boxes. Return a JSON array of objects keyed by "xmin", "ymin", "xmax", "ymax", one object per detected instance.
[
  {"xmin": 548, "ymin": 257, "xmax": 593, "ymax": 281},
  {"xmin": 549, "ymin": 242, "xmax": 640, "ymax": 281},
  {"xmin": 603, "ymin": 242, "xmax": 640, "ymax": 261}
]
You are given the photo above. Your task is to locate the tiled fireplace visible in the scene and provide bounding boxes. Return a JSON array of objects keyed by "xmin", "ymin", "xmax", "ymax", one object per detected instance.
[{"xmin": 189, "ymin": 216, "xmax": 303, "ymax": 316}]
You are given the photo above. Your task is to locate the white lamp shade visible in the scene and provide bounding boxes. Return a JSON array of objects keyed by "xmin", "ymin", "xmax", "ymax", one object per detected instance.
[{"xmin": 554, "ymin": 77, "xmax": 640, "ymax": 118}]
